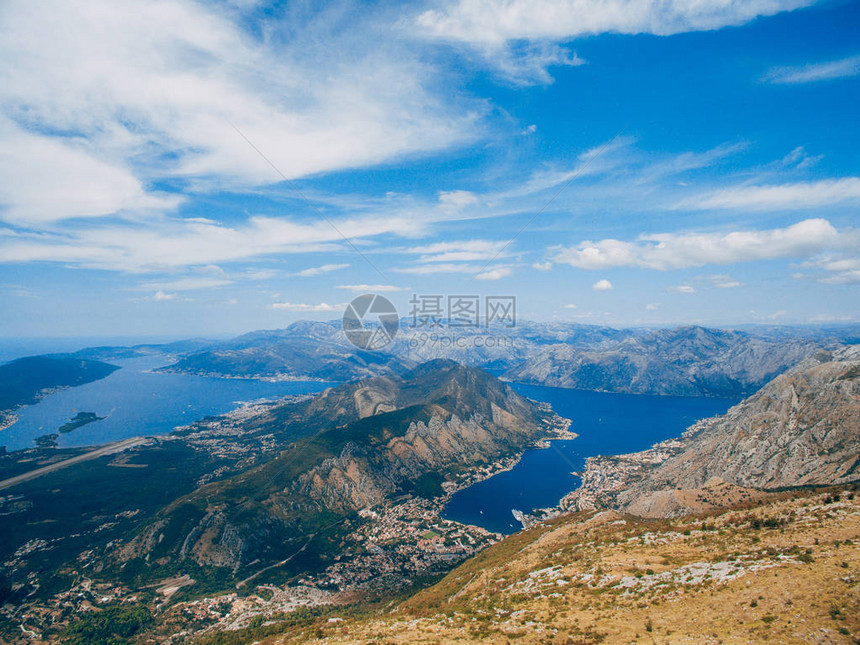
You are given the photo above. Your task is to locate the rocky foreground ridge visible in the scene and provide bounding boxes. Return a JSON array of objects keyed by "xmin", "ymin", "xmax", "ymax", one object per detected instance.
[{"xmin": 188, "ymin": 486, "xmax": 860, "ymax": 644}]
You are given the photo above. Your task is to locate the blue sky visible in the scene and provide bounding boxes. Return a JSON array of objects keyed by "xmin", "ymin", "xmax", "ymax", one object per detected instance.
[{"xmin": 0, "ymin": 0, "xmax": 858, "ymax": 337}]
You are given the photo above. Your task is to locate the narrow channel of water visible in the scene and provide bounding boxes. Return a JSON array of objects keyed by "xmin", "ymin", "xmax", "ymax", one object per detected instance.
[{"xmin": 442, "ymin": 383, "xmax": 739, "ymax": 534}]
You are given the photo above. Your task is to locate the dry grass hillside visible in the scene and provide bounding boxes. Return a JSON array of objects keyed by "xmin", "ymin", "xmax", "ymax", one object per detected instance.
[{"xmin": 226, "ymin": 485, "xmax": 860, "ymax": 645}]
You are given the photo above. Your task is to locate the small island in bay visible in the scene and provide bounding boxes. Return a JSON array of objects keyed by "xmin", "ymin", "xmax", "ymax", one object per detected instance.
[
  {"xmin": 33, "ymin": 412, "xmax": 106, "ymax": 449},
  {"xmin": 57, "ymin": 411, "xmax": 105, "ymax": 434}
]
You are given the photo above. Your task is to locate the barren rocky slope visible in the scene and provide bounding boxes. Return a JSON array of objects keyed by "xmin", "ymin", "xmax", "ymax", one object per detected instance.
[
  {"xmin": 563, "ymin": 346, "xmax": 860, "ymax": 518},
  {"xmin": 194, "ymin": 487, "xmax": 860, "ymax": 644}
]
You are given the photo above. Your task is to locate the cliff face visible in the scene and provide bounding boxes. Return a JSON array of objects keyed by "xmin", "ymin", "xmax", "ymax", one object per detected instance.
[
  {"xmin": 118, "ymin": 360, "xmax": 550, "ymax": 575},
  {"xmin": 503, "ymin": 325, "xmax": 820, "ymax": 397},
  {"xmin": 563, "ymin": 346, "xmax": 860, "ymax": 517},
  {"xmin": 291, "ymin": 405, "xmax": 536, "ymax": 513}
]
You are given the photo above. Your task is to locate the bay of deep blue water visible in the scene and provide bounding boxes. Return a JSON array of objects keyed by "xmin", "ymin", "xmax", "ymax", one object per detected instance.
[
  {"xmin": 442, "ymin": 383, "xmax": 739, "ymax": 534},
  {"xmin": 0, "ymin": 354, "xmax": 333, "ymax": 452}
]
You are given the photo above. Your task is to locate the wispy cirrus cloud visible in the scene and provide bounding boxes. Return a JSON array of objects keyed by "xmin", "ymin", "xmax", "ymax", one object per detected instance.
[
  {"xmin": 391, "ymin": 239, "xmax": 516, "ymax": 279},
  {"xmin": 703, "ymin": 274, "xmax": 742, "ymax": 289},
  {"xmin": 803, "ymin": 256, "xmax": 860, "ymax": 285},
  {"xmin": 669, "ymin": 284, "xmax": 696, "ymax": 294},
  {"xmin": 763, "ymin": 54, "xmax": 860, "ymax": 84},
  {"xmin": 394, "ymin": 262, "xmax": 481, "ymax": 275},
  {"xmin": 137, "ymin": 277, "xmax": 234, "ymax": 292},
  {"xmin": 674, "ymin": 177, "xmax": 860, "ymax": 211},
  {"xmin": 296, "ymin": 264, "xmax": 350, "ymax": 277},
  {"xmin": 0, "ymin": 212, "xmax": 418, "ymax": 272},
  {"xmin": 336, "ymin": 284, "xmax": 410, "ymax": 292},
  {"xmin": 475, "ymin": 266, "xmax": 513, "ymax": 280},
  {"xmin": 271, "ymin": 301, "xmax": 344, "ymax": 312},
  {"xmin": 407, "ymin": 239, "xmax": 509, "ymax": 263}
]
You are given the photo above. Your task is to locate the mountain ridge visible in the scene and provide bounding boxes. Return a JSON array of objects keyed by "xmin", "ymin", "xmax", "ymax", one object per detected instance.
[
  {"xmin": 503, "ymin": 324, "xmax": 824, "ymax": 397},
  {"xmin": 113, "ymin": 360, "xmax": 551, "ymax": 583},
  {"xmin": 154, "ymin": 321, "xmax": 844, "ymax": 396}
]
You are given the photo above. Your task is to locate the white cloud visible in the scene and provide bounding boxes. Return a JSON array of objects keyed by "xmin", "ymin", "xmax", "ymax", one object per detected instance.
[
  {"xmin": 810, "ymin": 256, "xmax": 860, "ymax": 285},
  {"xmin": 415, "ymin": 0, "xmax": 809, "ymax": 85},
  {"xmin": 533, "ymin": 261, "xmax": 553, "ymax": 271},
  {"xmin": 564, "ymin": 303, "xmax": 577, "ymax": 309},
  {"xmin": 0, "ymin": 0, "xmax": 477, "ymax": 226},
  {"xmin": 487, "ymin": 42, "xmax": 585, "ymax": 85},
  {"xmin": 0, "ymin": 283, "xmax": 40, "ymax": 299},
  {"xmin": 297, "ymin": 263, "xmax": 350, "ymax": 277},
  {"xmin": 675, "ymin": 177, "xmax": 860, "ymax": 211},
  {"xmin": 669, "ymin": 284, "xmax": 696, "ymax": 294},
  {"xmin": 241, "ymin": 268, "xmax": 280, "ymax": 281},
  {"xmin": 552, "ymin": 219, "xmax": 842, "ymax": 270},
  {"xmin": 394, "ymin": 262, "xmax": 482, "ymax": 275},
  {"xmin": 271, "ymin": 301, "xmax": 344, "ymax": 312},
  {"xmin": 475, "ymin": 266, "xmax": 512, "ymax": 280},
  {"xmin": 780, "ymin": 146, "xmax": 822, "ymax": 170},
  {"xmin": 336, "ymin": 284, "xmax": 410, "ymax": 292},
  {"xmin": 763, "ymin": 54, "xmax": 860, "ymax": 84},
  {"xmin": 150, "ymin": 290, "xmax": 191, "ymax": 302},
  {"xmin": 416, "ymin": 0, "xmax": 812, "ymax": 44},
  {"xmin": 407, "ymin": 239, "xmax": 507, "ymax": 263},
  {"xmin": 137, "ymin": 277, "xmax": 234, "ymax": 292},
  {"xmin": 438, "ymin": 190, "xmax": 479, "ymax": 209},
  {"xmin": 0, "ymin": 117, "xmax": 181, "ymax": 224},
  {"xmin": 645, "ymin": 303, "xmax": 659, "ymax": 310},
  {"xmin": 392, "ymin": 237, "xmax": 517, "ymax": 278},
  {"xmin": 705, "ymin": 274, "xmax": 742, "ymax": 288},
  {"xmin": 592, "ymin": 279, "xmax": 613, "ymax": 291}
]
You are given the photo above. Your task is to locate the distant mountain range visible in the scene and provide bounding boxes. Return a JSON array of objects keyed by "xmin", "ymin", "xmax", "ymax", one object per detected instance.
[
  {"xmin": 148, "ymin": 320, "xmax": 856, "ymax": 397},
  {"xmin": 156, "ymin": 322, "xmax": 414, "ymax": 382},
  {"xmin": 503, "ymin": 325, "xmax": 826, "ymax": 397}
]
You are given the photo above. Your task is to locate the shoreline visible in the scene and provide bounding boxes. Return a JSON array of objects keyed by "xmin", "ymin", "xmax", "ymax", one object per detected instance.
[
  {"xmin": 153, "ymin": 367, "xmax": 337, "ymax": 383},
  {"xmin": 438, "ymin": 408, "xmax": 577, "ymax": 531}
]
